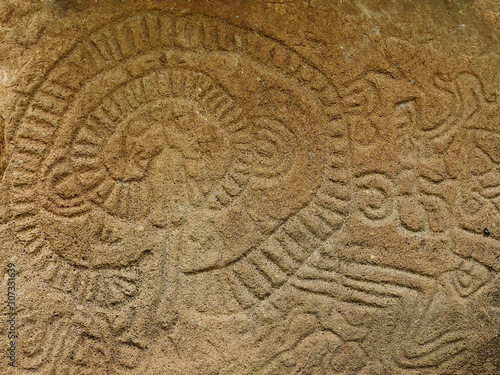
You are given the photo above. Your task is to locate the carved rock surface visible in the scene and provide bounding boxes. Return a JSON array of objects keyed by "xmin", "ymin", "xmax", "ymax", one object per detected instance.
[{"xmin": 0, "ymin": 1, "xmax": 499, "ymax": 374}]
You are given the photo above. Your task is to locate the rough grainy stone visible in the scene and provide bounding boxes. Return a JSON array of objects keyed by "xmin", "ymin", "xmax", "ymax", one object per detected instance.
[{"xmin": 0, "ymin": 1, "xmax": 499, "ymax": 374}]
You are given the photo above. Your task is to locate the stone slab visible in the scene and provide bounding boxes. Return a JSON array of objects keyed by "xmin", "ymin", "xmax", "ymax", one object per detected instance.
[{"xmin": 0, "ymin": 1, "xmax": 499, "ymax": 374}]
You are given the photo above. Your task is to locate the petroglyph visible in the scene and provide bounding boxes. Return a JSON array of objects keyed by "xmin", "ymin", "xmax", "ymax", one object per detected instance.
[{"xmin": 1, "ymin": 3, "xmax": 499, "ymax": 374}]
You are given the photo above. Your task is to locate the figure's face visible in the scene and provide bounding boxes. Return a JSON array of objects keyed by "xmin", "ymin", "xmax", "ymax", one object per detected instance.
[{"xmin": 102, "ymin": 117, "xmax": 165, "ymax": 182}]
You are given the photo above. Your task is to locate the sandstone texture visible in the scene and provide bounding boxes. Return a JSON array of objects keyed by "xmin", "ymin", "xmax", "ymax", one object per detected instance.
[{"xmin": 0, "ymin": 0, "xmax": 499, "ymax": 374}]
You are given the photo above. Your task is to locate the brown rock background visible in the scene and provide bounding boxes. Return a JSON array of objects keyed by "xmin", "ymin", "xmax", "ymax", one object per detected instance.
[{"xmin": 0, "ymin": 1, "xmax": 499, "ymax": 374}]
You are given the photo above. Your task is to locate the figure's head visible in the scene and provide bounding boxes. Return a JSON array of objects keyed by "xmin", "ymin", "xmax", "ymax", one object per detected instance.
[{"xmin": 40, "ymin": 98, "xmax": 232, "ymax": 268}]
